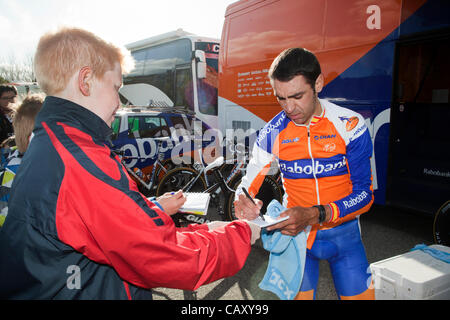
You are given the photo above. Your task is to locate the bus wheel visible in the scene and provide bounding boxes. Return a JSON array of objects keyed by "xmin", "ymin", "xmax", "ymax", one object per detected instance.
[{"xmin": 433, "ymin": 200, "xmax": 450, "ymax": 246}]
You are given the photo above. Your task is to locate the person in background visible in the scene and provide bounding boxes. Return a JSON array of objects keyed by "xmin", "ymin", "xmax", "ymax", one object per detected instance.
[
  {"xmin": 0, "ymin": 93, "xmax": 45, "ymax": 227},
  {"xmin": 0, "ymin": 85, "xmax": 17, "ymax": 163},
  {"xmin": 0, "ymin": 27, "xmax": 260, "ymax": 299},
  {"xmin": 234, "ymin": 47, "xmax": 374, "ymax": 300},
  {"xmin": 0, "ymin": 136, "xmax": 16, "ymax": 166}
]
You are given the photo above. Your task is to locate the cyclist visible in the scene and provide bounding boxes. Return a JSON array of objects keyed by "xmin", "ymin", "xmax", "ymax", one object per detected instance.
[
  {"xmin": 234, "ymin": 48, "xmax": 374, "ymax": 300},
  {"xmin": 0, "ymin": 27, "xmax": 260, "ymax": 299}
]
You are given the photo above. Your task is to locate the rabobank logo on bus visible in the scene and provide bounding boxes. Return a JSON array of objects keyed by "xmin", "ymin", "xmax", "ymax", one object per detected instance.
[{"xmin": 279, "ymin": 155, "xmax": 348, "ymax": 180}]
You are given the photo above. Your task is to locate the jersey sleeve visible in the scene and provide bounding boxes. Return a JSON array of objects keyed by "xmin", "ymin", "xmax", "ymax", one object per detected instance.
[
  {"xmin": 235, "ymin": 112, "xmax": 285, "ymax": 199},
  {"xmin": 328, "ymin": 117, "xmax": 374, "ymax": 221},
  {"xmin": 235, "ymin": 142, "xmax": 275, "ymax": 199}
]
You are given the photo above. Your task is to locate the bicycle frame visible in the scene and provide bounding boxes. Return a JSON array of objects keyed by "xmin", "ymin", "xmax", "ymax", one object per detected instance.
[
  {"xmin": 162, "ymin": 157, "xmax": 234, "ymax": 225},
  {"xmin": 182, "ymin": 156, "xmax": 244, "ymax": 193},
  {"xmin": 190, "ymin": 138, "xmax": 248, "ymax": 186},
  {"xmin": 114, "ymin": 137, "xmax": 172, "ymax": 194},
  {"xmin": 204, "ymin": 162, "xmax": 236, "ymax": 195},
  {"xmin": 123, "ymin": 156, "xmax": 165, "ymax": 192},
  {"xmin": 182, "ymin": 156, "xmax": 223, "ymax": 191}
]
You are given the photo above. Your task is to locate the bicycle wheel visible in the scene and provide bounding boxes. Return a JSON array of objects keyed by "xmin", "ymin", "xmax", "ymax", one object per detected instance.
[
  {"xmin": 155, "ymin": 167, "xmax": 207, "ymax": 197},
  {"xmin": 155, "ymin": 158, "xmax": 185, "ymax": 183},
  {"xmin": 433, "ymin": 200, "xmax": 450, "ymax": 246},
  {"xmin": 221, "ymin": 171, "xmax": 243, "ymax": 221},
  {"xmin": 225, "ymin": 174, "xmax": 284, "ymax": 221}
]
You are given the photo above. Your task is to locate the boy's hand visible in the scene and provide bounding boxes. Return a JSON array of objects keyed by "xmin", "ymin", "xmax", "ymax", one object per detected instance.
[{"xmin": 156, "ymin": 190, "xmax": 186, "ymax": 216}]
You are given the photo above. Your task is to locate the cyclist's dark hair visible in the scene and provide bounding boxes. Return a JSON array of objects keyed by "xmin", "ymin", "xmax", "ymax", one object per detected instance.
[{"xmin": 268, "ymin": 48, "xmax": 321, "ymax": 89}]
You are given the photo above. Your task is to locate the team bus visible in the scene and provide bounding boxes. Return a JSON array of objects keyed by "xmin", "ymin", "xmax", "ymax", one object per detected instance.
[
  {"xmin": 218, "ymin": 0, "xmax": 450, "ymax": 215},
  {"xmin": 119, "ymin": 28, "xmax": 220, "ymax": 130},
  {"xmin": 113, "ymin": 29, "xmax": 222, "ymax": 178}
]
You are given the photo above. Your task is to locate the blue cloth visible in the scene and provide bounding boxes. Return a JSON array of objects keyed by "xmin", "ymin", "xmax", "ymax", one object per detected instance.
[
  {"xmin": 258, "ymin": 200, "xmax": 307, "ymax": 300},
  {"xmin": 411, "ymin": 244, "xmax": 450, "ymax": 263}
]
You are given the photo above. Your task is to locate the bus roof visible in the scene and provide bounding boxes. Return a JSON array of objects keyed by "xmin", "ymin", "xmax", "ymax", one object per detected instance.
[{"xmin": 125, "ymin": 28, "xmax": 219, "ymax": 51}]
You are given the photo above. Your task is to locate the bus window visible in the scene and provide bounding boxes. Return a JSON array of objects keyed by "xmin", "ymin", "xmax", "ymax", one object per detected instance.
[
  {"xmin": 195, "ymin": 42, "xmax": 219, "ymax": 116},
  {"xmin": 125, "ymin": 39, "xmax": 192, "ymax": 108},
  {"xmin": 175, "ymin": 66, "xmax": 192, "ymax": 107},
  {"xmin": 127, "ymin": 50, "xmax": 146, "ymax": 77},
  {"xmin": 196, "ymin": 77, "xmax": 218, "ymax": 116}
]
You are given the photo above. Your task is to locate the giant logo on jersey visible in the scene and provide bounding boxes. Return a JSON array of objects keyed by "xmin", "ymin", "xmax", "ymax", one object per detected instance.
[{"xmin": 279, "ymin": 154, "xmax": 348, "ymax": 180}]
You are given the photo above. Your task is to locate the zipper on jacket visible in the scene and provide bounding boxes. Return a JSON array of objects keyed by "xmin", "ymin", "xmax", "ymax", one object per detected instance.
[{"xmin": 307, "ymin": 126, "xmax": 320, "ymax": 205}]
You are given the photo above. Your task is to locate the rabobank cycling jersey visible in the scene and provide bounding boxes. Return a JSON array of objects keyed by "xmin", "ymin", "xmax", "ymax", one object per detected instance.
[{"xmin": 237, "ymin": 99, "xmax": 374, "ymax": 248}]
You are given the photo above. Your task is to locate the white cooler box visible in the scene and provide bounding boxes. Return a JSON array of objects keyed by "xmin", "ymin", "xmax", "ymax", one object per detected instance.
[{"xmin": 370, "ymin": 244, "xmax": 450, "ymax": 300}]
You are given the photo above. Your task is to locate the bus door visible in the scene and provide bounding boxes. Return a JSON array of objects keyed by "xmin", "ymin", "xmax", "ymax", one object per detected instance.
[{"xmin": 388, "ymin": 34, "xmax": 450, "ymax": 214}]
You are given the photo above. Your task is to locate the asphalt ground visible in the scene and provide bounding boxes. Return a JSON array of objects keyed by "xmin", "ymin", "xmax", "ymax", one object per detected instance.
[{"xmin": 152, "ymin": 204, "xmax": 434, "ymax": 301}]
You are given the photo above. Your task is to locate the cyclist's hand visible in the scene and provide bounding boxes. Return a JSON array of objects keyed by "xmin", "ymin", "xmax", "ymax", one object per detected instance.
[
  {"xmin": 266, "ymin": 206, "xmax": 318, "ymax": 236},
  {"xmin": 157, "ymin": 190, "xmax": 186, "ymax": 216},
  {"xmin": 234, "ymin": 193, "xmax": 263, "ymax": 221}
]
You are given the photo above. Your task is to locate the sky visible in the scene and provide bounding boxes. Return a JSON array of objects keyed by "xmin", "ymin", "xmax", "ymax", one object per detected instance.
[{"xmin": 0, "ymin": 0, "xmax": 237, "ymax": 65}]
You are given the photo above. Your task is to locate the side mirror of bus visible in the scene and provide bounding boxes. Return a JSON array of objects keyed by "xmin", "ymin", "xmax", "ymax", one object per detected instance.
[{"xmin": 195, "ymin": 50, "xmax": 206, "ymax": 79}]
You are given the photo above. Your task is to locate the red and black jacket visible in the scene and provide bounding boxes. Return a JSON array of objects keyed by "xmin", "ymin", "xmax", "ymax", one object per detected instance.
[{"xmin": 0, "ymin": 96, "xmax": 252, "ymax": 299}]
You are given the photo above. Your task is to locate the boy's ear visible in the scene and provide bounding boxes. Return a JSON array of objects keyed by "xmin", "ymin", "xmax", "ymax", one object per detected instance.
[{"xmin": 78, "ymin": 66, "xmax": 92, "ymax": 96}]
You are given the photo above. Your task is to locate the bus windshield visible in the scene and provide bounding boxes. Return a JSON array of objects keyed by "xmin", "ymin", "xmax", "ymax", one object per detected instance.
[
  {"xmin": 122, "ymin": 38, "xmax": 192, "ymax": 109},
  {"xmin": 120, "ymin": 38, "xmax": 219, "ymax": 122}
]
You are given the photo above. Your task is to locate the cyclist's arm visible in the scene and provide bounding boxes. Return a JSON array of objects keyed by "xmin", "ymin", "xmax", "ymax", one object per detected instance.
[
  {"xmin": 327, "ymin": 123, "xmax": 374, "ymax": 223},
  {"xmin": 235, "ymin": 141, "xmax": 275, "ymax": 200},
  {"xmin": 235, "ymin": 113, "xmax": 285, "ymax": 201}
]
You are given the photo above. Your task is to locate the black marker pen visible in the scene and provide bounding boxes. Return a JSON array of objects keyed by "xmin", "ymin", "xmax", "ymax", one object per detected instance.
[{"xmin": 242, "ymin": 187, "xmax": 265, "ymax": 221}]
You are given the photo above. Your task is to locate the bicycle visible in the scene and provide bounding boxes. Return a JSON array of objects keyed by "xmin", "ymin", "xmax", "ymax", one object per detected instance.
[
  {"xmin": 155, "ymin": 156, "xmax": 239, "ymax": 225},
  {"xmin": 113, "ymin": 137, "xmax": 179, "ymax": 197},
  {"xmin": 154, "ymin": 136, "xmax": 249, "ymax": 224},
  {"xmin": 213, "ymin": 143, "xmax": 285, "ymax": 221},
  {"xmin": 155, "ymin": 141, "xmax": 284, "ymax": 225}
]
